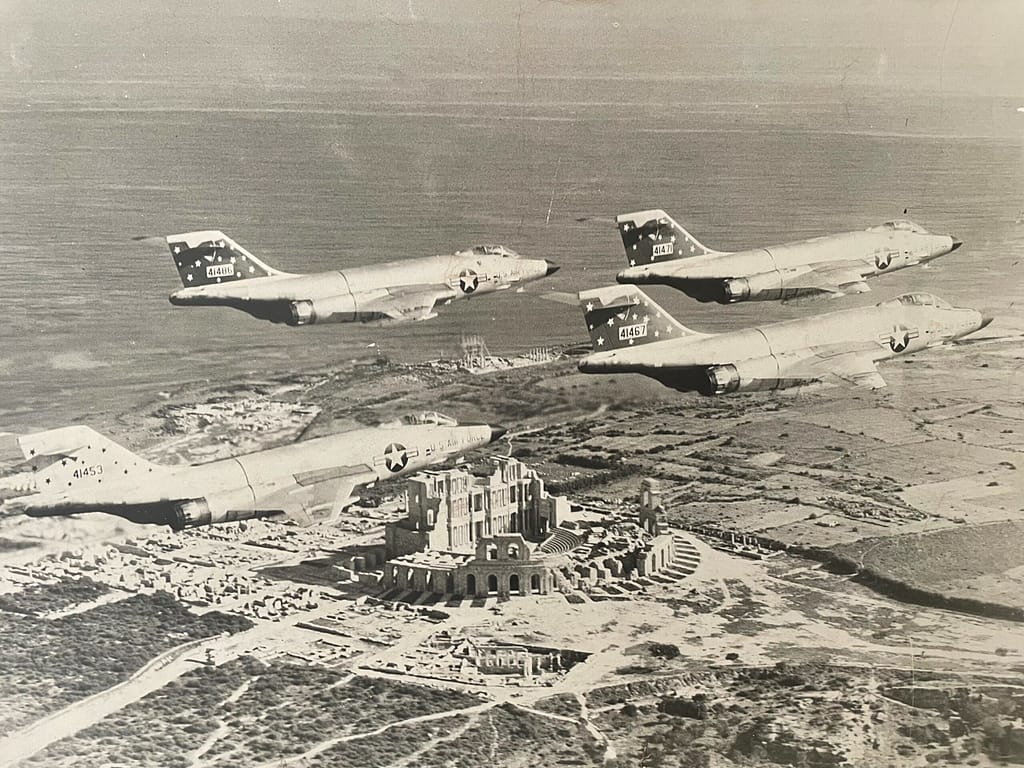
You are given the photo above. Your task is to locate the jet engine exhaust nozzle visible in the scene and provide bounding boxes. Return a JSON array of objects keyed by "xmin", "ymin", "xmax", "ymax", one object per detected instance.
[
  {"xmin": 721, "ymin": 278, "xmax": 751, "ymax": 303},
  {"xmin": 289, "ymin": 300, "xmax": 315, "ymax": 326},
  {"xmin": 702, "ymin": 365, "xmax": 741, "ymax": 396}
]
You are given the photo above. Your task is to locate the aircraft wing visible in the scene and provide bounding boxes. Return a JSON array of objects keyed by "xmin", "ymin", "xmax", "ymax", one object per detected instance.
[
  {"xmin": 779, "ymin": 262, "xmax": 870, "ymax": 297},
  {"xmin": 257, "ymin": 464, "xmax": 378, "ymax": 526},
  {"xmin": 364, "ymin": 285, "xmax": 458, "ymax": 322},
  {"xmin": 780, "ymin": 344, "xmax": 888, "ymax": 390}
]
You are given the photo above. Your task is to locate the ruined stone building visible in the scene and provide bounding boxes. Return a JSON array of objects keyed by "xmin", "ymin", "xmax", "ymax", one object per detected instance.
[
  {"xmin": 386, "ymin": 533, "xmax": 559, "ymax": 597},
  {"xmin": 385, "ymin": 457, "xmax": 569, "ymax": 559},
  {"xmin": 381, "ymin": 464, "xmax": 695, "ymax": 599}
]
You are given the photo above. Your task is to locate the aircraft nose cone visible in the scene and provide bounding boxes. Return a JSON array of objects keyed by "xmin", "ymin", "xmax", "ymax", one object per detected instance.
[
  {"xmin": 950, "ymin": 238, "xmax": 963, "ymax": 252},
  {"xmin": 544, "ymin": 260, "xmax": 560, "ymax": 277},
  {"xmin": 488, "ymin": 425, "xmax": 508, "ymax": 442},
  {"xmin": 980, "ymin": 313, "xmax": 994, "ymax": 329}
]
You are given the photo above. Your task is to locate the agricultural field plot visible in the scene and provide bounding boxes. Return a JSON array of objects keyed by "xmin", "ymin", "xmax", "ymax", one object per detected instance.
[
  {"xmin": 919, "ymin": 409, "xmax": 1024, "ymax": 452},
  {"xmin": 841, "ymin": 437, "xmax": 1015, "ymax": 489},
  {"xmin": 900, "ymin": 474, "xmax": 1021, "ymax": 524},
  {"xmin": 798, "ymin": 403, "xmax": 931, "ymax": 446},
  {"xmin": 833, "ymin": 521, "xmax": 1024, "ymax": 611}
]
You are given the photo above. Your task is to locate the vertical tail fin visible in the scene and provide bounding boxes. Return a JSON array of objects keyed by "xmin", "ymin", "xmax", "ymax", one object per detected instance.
[
  {"xmin": 17, "ymin": 426, "xmax": 156, "ymax": 492},
  {"xmin": 578, "ymin": 285, "xmax": 705, "ymax": 351},
  {"xmin": 616, "ymin": 209, "xmax": 717, "ymax": 266},
  {"xmin": 164, "ymin": 231, "xmax": 284, "ymax": 288}
]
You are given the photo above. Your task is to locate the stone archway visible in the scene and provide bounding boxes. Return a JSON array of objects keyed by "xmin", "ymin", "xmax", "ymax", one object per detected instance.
[
  {"xmin": 466, "ymin": 574, "xmax": 477, "ymax": 596},
  {"xmin": 509, "ymin": 573, "xmax": 521, "ymax": 595},
  {"xmin": 530, "ymin": 574, "xmax": 541, "ymax": 594},
  {"xmin": 487, "ymin": 574, "xmax": 499, "ymax": 595}
]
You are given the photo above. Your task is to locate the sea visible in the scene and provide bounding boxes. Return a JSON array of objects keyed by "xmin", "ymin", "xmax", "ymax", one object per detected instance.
[{"xmin": 1, "ymin": 0, "xmax": 1022, "ymax": 432}]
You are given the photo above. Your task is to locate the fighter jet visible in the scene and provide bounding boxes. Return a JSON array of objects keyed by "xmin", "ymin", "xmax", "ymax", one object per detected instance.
[
  {"xmin": 157, "ymin": 231, "xmax": 559, "ymax": 325},
  {"xmin": 615, "ymin": 209, "xmax": 961, "ymax": 303},
  {"xmin": 577, "ymin": 286, "xmax": 991, "ymax": 395},
  {"xmin": 7, "ymin": 413, "xmax": 506, "ymax": 529}
]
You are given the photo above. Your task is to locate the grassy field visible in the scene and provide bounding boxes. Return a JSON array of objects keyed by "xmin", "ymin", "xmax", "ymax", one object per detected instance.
[
  {"xmin": 0, "ymin": 576, "xmax": 111, "ymax": 616},
  {"xmin": 25, "ymin": 659, "xmax": 483, "ymax": 768},
  {"xmin": 0, "ymin": 592, "xmax": 251, "ymax": 732},
  {"xmin": 414, "ymin": 703, "xmax": 602, "ymax": 768}
]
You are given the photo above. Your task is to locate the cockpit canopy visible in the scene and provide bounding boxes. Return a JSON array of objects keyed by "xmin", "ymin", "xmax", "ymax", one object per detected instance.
[
  {"xmin": 462, "ymin": 244, "xmax": 519, "ymax": 258},
  {"xmin": 884, "ymin": 293, "xmax": 953, "ymax": 309},
  {"xmin": 867, "ymin": 219, "xmax": 929, "ymax": 235},
  {"xmin": 402, "ymin": 411, "xmax": 458, "ymax": 427}
]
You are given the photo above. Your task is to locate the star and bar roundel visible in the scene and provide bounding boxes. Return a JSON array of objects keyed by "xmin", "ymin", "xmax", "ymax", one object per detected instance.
[
  {"xmin": 879, "ymin": 324, "xmax": 919, "ymax": 353},
  {"xmin": 375, "ymin": 443, "xmax": 420, "ymax": 473},
  {"xmin": 458, "ymin": 269, "xmax": 479, "ymax": 294}
]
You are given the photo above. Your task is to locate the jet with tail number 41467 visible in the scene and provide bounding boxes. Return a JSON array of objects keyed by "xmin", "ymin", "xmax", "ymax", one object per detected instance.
[
  {"xmin": 577, "ymin": 286, "xmax": 991, "ymax": 395},
  {"xmin": 151, "ymin": 231, "xmax": 559, "ymax": 325},
  {"xmin": 5, "ymin": 413, "xmax": 506, "ymax": 530},
  {"xmin": 615, "ymin": 209, "xmax": 961, "ymax": 304}
]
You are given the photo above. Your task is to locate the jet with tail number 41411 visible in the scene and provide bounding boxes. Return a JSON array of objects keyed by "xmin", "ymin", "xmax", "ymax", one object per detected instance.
[
  {"xmin": 5, "ymin": 413, "xmax": 506, "ymax": 530},
  {"xmin": 151, "ymin": 231, "xmax": 559, "ymax": 325},
  {"xmin": 577, "ymin": 286, "xmax": 991, "ymax": 395},
  {"xmin": 615, "ymin": 209, "xmax": 961, "ymax": 304}
]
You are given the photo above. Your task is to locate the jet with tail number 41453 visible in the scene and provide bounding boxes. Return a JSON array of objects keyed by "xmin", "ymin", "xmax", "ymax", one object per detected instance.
[
  {"xmin": 615, "ymin": 209, "xmax": 961, "ymax": 304},
  {"xmin": 152, "ymin": 231, "xmax": 559, "ymax": 325},
  {"xmin": 577, "ymin": 286, "xmax": 991, "ymax": 395},
  {"xmin": 5, "ymin": 413, "xmax": 506, "ymax": 530}
]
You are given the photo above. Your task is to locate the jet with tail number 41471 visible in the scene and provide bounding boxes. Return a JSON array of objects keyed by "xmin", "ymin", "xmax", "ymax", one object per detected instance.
[
  {"xmin": 615, "ymin": 209, "xmax": 961, "ymax": 304},
  {"xmin": 5, "ymin": 413, "xmax": 506, "ymax": 530},
  {"xmin": 577, "ymin": 286, "xmax": 991, "ymax": 395},
  {"xmin": 152, "ymin": 231, "xmax": 559, "ymax": 325}
]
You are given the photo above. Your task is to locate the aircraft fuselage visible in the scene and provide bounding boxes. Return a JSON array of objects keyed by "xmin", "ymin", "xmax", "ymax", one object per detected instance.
[
  {"xmin": 580, "ymin": 296, "xmax": 989, "ymax": 394},
  {"xmin": 618, "ymin": 223, "xmax": 960, "ymax": 303},
  {"xmin": 16, "ymin": 420, "xmax": 501, "ymax": 529},
  {"xmin": 170, "ymin": 249, "xmax": 554, "ymax": 325}
]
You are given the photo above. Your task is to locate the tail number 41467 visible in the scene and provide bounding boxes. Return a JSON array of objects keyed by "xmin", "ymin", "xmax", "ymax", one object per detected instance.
[{"xmin": 618, "ymin": 323, "xmax": 648, "ymax": 341}]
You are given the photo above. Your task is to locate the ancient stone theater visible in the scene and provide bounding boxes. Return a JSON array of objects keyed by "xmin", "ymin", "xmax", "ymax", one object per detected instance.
[{"xmin": 382, "ymin": 459, "xmax": 694, "ymax": 600}]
